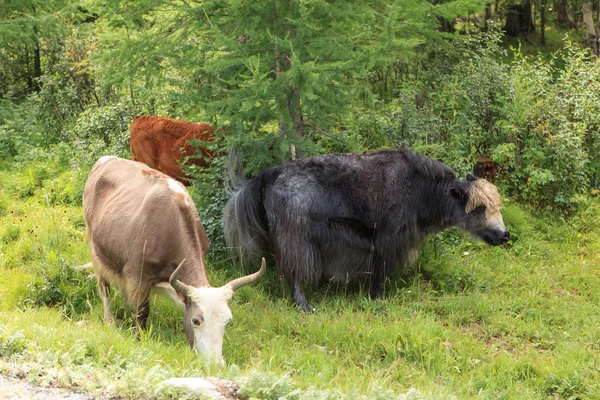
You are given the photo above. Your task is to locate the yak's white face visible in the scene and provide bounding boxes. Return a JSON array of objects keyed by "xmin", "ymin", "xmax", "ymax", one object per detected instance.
[
  {"xmin": 165, "ymin": 258, "xmax": 265, "ymax": 365},
  {"xmin": 187, "ymin": 286, "xmax": 234, "ymax": 366},
  {"xmin": 462, "ymin": 178, "xmax": 510, "ymax": 245},
  {"xmin": 153, "ymin": 283, "xmax": 234, "ymax": 366}
]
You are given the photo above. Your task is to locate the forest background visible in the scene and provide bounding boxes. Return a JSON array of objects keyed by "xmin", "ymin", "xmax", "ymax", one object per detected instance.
[{"xmin": 2, "ymin": 0, "xmax": 600, "ymax": 399}]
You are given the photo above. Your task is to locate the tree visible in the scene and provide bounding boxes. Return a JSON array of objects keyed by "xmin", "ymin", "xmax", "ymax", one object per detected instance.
[
  {"xmin": 503, "ymin": 0, "xmax": 534, "ymax": 36},
  {"xmin": 553, "ymin": 0, "xmax": 575, "ymax": 28},
  {"xmin": 540, "ymin": 0, "xmax": 546, "ymax": 45},
  {"xmin": 582, "ymin": 2, "xmax": 599, "ymax": 56},
  {"xmin": 92, "ymin": 0, "xmax": 488, "ymax": 165},
  {"xmin": 0, "ymin": 0, "xmax": 79, "ymax": 96}
]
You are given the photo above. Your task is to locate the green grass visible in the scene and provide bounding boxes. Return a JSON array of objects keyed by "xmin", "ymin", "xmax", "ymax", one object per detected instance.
[{"xmin": 2, "ymin": 157, "xmax": 600, "ymax": 399}]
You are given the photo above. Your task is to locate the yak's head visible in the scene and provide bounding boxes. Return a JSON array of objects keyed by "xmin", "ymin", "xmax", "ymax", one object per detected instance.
[
  {"xmin": 452, "ymin": 174, "xmax": 510, "ymax": 246},
  {"xmin": 168, "ymin": 258, "xmax": 266, "ymax": 366}
]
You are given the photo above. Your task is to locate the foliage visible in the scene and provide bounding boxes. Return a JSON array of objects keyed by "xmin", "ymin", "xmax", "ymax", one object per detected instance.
[
  {"xmin": 19, "ymin": 259, "xmax": 97, "ymax": 318},
  {"xmin": 0, "ymin": 327, "xmax": 26, "ymax": 357},
  {"xmin": 89, "ymin": 0, "xmax": 489, "ymax": 169},
  {"xmin": 350, "ymin": 26, "xmax": 600, "ymax": 211},
  {"xmin": 0, "ymin": 99, "xmax": 44, "ymax": 159},
  {"xmin": 0, "ymin": 0, "xmax": 71, "ymax": 97},
  {"xmin": 349, "ymin": 25, "xmax": 511, "ymax": 174},
  {"xmin": 187, "ymin": 140, "xmax": 231, "ymax": 260},
  {"xmin": 493, "ymin": 38, "xmax": 600, "ymax": 209}
]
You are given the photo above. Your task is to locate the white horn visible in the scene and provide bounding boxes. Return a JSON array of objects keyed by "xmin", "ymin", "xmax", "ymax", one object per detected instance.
[
  {"xmin": 169, "ymin": 259, "xmax": 192, "ymax": 297},
  {"xmin": 226, "ymin": 257, "xmax": 266, "ymax": 291}
]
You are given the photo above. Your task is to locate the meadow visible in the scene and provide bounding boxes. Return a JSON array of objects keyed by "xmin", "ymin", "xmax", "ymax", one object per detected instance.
[{"xmin": 2, "ymin": 152, "xmax": 600, "ymax": 400}]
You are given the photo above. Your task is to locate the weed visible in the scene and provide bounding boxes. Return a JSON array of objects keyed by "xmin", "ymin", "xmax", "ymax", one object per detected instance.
[
  {"xmin": 19, "ymin": 260, "xmax": 97, "ymax": 318},
  {"xmin": 2, "ymin": 224, "xmax": 20, "ymax": 243}
]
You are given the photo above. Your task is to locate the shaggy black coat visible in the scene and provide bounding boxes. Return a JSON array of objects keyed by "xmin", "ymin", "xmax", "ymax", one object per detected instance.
[{"xmin": 223, "ymin": 148, "xmax": 507, "ymax": 312}]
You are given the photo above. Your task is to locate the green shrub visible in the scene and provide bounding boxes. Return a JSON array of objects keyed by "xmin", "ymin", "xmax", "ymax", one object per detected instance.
[
  {"xmin": 64, "ymin": 103, "xmax": 135, "ymax": 152},
  {"xmin": 0, "ymin": 124, "xmax": 17, "ymax": 158},
  {"xmin": 0, "ymin": 327, "xmax": 26, "ymax": 357},
  {"xmin": 188, "ymin": 144, "xmax": 230, "ymax": 261},
  {"xmin": 19, "ymin": 260, "xmax": 97, "ymax": 318}
]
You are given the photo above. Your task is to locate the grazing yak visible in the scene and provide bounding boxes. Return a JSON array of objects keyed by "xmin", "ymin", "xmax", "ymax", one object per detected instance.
[
  {"xmin": 223, "ymin": 147, "xmax": 510, "ymax": 312},
  {"xmin": 130, "ymin": 115, "xmax": 216, "ymax": 184},
  {"xmin": 83, "ymin": 156, "xmax": 265, "ymax": 364}
]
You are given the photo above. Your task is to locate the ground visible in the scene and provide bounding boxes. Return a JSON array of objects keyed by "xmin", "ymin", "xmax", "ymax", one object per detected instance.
[{"xmin": 0, "ymin": 374, "xmax": 95, "ymax": 400}]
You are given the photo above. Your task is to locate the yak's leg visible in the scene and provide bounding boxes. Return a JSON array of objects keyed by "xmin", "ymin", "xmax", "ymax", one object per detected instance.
[
  {"xmin": 135, "ymin": 300, "xmax": 150, "ymax": 333},
  {"xmin": 287, "ymin": 278, "xmax": 313, "ymax": 313},
  {"xmin": 275, "ymin": 230, "xmax": 317, "ymax": 313},
  {"xmin": 128, "ymin": 280, "xmax": 151, "ymax": 337},
  {"xmin": 97, "ymin": 278, "xmax": 114, "ymax": 325},
  {"xmin": 369, "ymin": 238, "xmax": 396, "ymax": 299},
  {"xmin": 369, "ymin": 266, "xmax": 386, "ymax": 299}
]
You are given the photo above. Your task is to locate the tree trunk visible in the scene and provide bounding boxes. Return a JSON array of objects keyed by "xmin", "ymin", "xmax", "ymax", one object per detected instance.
[
  {"xmin": 540, "ymin": 0, "xmax": 546, "ymax": 46},
  {"xmin": 32, "ymin": 13, "xmax": 42, "ymax": 91},
  {"xmin": 503, "ymin": 1, "xmax": 534, "ymax": 37},
  {"xmin": 553, "ymin": 0, "xmax": 574, "ymax": 29},
  {"xmin": 33, "ymin": 42, "xmax": 42, "ymax": 89},
  {"xmin": 484, "ymin": 3, "xmax": 492, "ymax": 31},
  {"xmin": 437, "ymin": 16, "xmax": 455, "ymax": 33},
  {"xmin": 273, "ymin": 0, "xmax": 286, "ymax": 139},
  {"xmin": 24, "ymin": 44, "xmax": 33, "ymax": 92},
  {"xmin": 582, "ymin": 2, "xmax": 599, "ymax": 56}
]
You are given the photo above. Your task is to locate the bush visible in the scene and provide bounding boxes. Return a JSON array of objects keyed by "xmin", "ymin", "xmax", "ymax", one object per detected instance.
[
  {"xmin": 0, "ymin": 327, "xmax": 26, "ymax": 357},
  {"xmin": 64, "ymin": 102, "xmax": 135, "ymax": 151},
  {"xmin": 187, "ymin": 142, "xmax": 231, "ymax": 261},
  {"xmin": 492, "ymin": 39, "xmax": 600, "ymax": 209},
  {"xmin": 19, "ymin": 259, "xmax": 97, "ymax": 318},
  {"xmin": 350, "ymin": 26, "xmax": 511, "ymax": 177},
  {"xmin": 0, "ymin": 99, "xmax": 44, "ymax": 158}
]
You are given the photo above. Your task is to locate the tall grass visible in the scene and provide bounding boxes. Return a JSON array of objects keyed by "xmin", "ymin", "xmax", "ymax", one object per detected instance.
[{"xmin": 2, "ymin": 156, "xmax": 600, "ymax": 399}]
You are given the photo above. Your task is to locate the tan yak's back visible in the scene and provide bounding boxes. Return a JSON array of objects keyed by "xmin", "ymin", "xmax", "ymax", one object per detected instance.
[{"xmin": 83, "ymin": 156, "xmax": 265, "ymax": 365}]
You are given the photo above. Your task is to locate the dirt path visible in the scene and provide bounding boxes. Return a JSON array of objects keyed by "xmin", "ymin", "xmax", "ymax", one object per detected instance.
[{"xmin": 0, "ymin": 374, "xmax": 96, "ymax": 400}]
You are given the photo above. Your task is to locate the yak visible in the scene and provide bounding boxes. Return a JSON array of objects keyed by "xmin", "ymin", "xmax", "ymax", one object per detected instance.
[
  {"xmin": 223, "ymin": 147, "xmax": 510, "ymax": 312},
  {"xmin": 83, "ymin": 156, "xmax": 265, "ymax": 364},
  {"xmin": 130, "ymin": 115, "xmax": 216, "ymax": 184}
]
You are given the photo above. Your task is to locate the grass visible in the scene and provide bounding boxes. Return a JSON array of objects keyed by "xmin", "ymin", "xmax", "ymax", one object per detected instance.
[{"xmin": 2, "ymin": 154, "xmax": 600, "ymax": 399}]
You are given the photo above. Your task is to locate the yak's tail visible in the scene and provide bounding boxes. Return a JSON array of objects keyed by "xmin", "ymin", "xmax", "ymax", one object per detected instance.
[
  {"xmin": 223, "ymin": 152, "xmax": 278, "ymax": 264},
  {"xmin": 225, "ymin": 147, "xmax": 245, "ymax": 193}
]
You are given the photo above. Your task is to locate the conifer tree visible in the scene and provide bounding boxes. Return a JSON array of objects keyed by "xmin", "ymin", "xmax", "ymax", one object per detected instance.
[
  {"xmin": 0, "ymin": 0, "xmax": 80, "ymax": 96},
  {"xmin": 92, "ymin": 0, "xmax": 487, "ymax": 164}
]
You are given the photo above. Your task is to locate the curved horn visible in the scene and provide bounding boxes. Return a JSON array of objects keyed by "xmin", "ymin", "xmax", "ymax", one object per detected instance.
[
  {"xmin": 169, "ymin": 259, "xmax": 192, "ymax": 297},
  {"xmin": 227, "ymin": 257, "xmax": 266, "ymax": 291}
]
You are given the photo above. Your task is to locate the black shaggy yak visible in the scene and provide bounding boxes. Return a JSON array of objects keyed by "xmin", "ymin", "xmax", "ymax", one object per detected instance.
[{"xmin": 223, "ymin": 148, "xmax": 510, "ymax": 312}]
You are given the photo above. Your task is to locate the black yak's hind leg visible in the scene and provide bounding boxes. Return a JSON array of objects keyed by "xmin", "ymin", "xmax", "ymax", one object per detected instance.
[
  {"xmin": 275, "ymin": 231, "xmax": 319, "ymax": 313},
  {"xmin": 369, "ymin": 238, "xmax": 397, "ymax": 299},
  {"xmin": 288, "ymin": 278, "xmax": 313, "ymax": 313}
]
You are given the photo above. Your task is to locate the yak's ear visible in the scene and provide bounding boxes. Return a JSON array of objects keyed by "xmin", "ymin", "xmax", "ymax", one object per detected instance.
[
  {"xmin": 466, "ymin": 173, "xmax": 477, "ymax": 182},
  {"xmin": 451, "ymin": 187, "xmax": 467, "ymax": 205}
]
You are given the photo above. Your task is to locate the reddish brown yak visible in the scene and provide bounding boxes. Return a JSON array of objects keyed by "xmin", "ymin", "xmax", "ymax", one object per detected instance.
[
  {"xmin": 83, "ymin": 156, "xmax": 265, "ymax": 365},
  {"xmin": 130, "ymin": 115, "xmax": 216, "ymax": 184}
]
